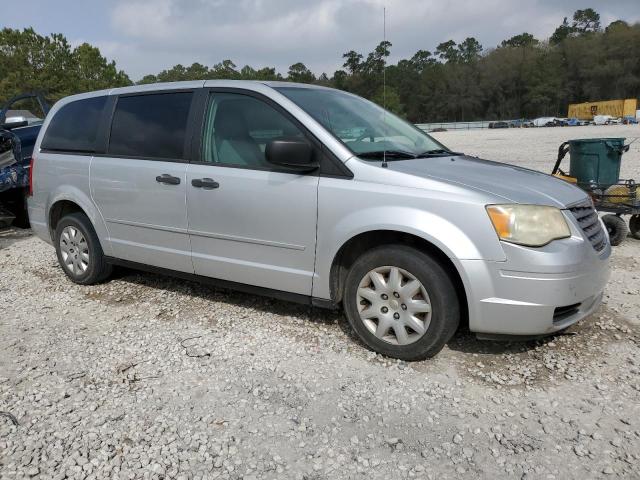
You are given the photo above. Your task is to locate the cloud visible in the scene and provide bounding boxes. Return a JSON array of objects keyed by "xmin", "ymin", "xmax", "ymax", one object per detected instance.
[{"xmin": 102, "ymin": 0, "xmax": 640, "ymax": 80}]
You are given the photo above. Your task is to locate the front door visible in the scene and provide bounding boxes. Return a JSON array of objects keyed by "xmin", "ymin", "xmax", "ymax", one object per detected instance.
[
  {"xmin": 186, "ymin": 91, "xmax": 319, "ymax": 295},
  {"xmin": 91, "ymin": 90, "xmax": 195, "ymax": 273}
]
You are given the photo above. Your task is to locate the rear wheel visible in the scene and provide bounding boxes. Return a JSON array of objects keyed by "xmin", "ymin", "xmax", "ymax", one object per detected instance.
[
  {"xmin": 602, "ymin": 214, "xmax": 628, "ymax": 246},
  {"xmin": 54, "ymin": 212, "xmax": 112, "ymax": 284},
  {"xmin": 11, "ymin": 188, "xmax": 30, "ymax": 228},
  {"xmin": 342, "ymin": 245, "xmax": 460, "ymax": 361},
  {"xmin": 629, "ymin": 215, "xmax": 640, "ymax": 240}
]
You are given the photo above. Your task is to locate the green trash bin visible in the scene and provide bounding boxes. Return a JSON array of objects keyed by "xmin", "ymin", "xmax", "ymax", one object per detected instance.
[{"xmin": 568, "ymin": 138, "xmax": 627, "ymax": 188}]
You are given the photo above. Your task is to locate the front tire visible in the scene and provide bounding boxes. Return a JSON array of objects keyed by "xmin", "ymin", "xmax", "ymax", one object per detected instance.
[
  {"xmin": 343, "ymin": 245, "xmax": 460, "ymax": 361},
  {"xmin": 54, "ymin": 213, "xmax": 112, "ymax": 284}
]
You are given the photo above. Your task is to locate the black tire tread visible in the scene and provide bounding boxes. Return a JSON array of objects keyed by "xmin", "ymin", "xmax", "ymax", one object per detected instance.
[
  {"xmin": 602, "ymin": 214, "xmax": 628, "ymax": 246},
  {"xmin": 342, "ymin": 244, "xmax": 460, "ymax": 361},
  {"xmin": 629, "ymin": 215, "xmax": 640, "ymax": 240},
  {"xmin": 54, "ymin": 212, "xmax": 112, "ymax": 285}
]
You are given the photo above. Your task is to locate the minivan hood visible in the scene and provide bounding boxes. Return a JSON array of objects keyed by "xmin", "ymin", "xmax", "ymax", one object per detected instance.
[{"xmin": 385, "ymin": 155, "xmax": 588, "ymax": 208}]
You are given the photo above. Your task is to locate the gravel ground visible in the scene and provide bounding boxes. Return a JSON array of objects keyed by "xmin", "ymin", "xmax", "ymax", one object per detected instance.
[
  {"xmin": 1, "ymin": 125, "xmax": 640, "ymax": 480},
  {"xmin": 431, "ymin": 124, "xmax": 640, "ymax": 179}
]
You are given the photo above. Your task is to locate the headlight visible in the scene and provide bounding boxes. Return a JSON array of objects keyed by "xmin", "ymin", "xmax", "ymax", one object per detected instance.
[{"xmin": 486, "ymin": 204, "xmax": 571, "ymax": 247}]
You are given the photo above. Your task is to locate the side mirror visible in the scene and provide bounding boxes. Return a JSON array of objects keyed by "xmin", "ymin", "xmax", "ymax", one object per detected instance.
[{"xmin": 265, "ymin": 139, "xmax": 318, "ymax": 172}]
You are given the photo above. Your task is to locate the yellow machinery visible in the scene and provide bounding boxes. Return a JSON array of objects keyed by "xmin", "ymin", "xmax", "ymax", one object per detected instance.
[
  {"xmin": 552, "ymin": 172, "xmax": 577, "ymax": 184},
  {"xmin": 567, "ymin": 99, "xmax": 637, "ymax": 120}
]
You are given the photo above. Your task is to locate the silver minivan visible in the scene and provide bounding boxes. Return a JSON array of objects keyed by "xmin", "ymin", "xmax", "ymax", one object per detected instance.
[{"xmin": 28, "ymin": 81, "xmax": 611, "ymax": 360}]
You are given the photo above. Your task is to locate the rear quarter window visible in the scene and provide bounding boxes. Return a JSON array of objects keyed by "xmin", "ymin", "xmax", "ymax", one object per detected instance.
[
  {"xmin": 108, "ymin": 92, "xmax": 193, "ymax": 160},
  {"xmin": 41, "ymin": 96, "xmax": 107, "ymax": 153}
]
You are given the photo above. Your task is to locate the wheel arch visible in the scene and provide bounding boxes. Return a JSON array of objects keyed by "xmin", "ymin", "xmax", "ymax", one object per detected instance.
[
  {"xmin": 47, "ymin": 189, "xmax": 112, "ymax": 256},
  {"xmin": 328, "ymin": 229, "xmax": 469, "ymax": 329},
  {"xmin": 49, "ymin": 200, "xmax": 85, "ymax": 237}
]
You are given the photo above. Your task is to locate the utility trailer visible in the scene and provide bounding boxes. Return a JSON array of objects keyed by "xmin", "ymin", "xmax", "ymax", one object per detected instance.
[{"xmin": 552, "ymin": 138, "xmax": 639, "ymax": 245}]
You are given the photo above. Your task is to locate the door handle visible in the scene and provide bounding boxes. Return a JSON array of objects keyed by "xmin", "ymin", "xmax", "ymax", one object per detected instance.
[
  {"xmin": 191, "ymin": 178, "xmax": 220, "ymax": 190},
  {"xmin": 156, "ymin": 174, "xmax": 181, "ymax": 185}
]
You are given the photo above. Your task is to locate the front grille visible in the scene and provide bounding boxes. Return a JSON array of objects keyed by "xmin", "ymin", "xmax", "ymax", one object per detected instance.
[
  {"xmin": 569, "ymin": 201, "xmax": 607, "ymax": 252},
  {"xmin": 553, "ymin": 303, "xmax": 581, "ymax": 323}
]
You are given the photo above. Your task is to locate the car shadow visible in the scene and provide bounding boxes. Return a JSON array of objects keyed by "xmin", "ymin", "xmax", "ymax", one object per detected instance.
[
  {"xmin": 446, "ymin": 328, "xmax": 555, "ymax": 356},
  {"xmin": 110, "ymin": 266, "xmax": 343, "ymax": 328},
  {"xmin": 103, "ymin": 267, "xmax": 565, "ymax": 359},
  {"xmin": 0, "ymin": 226, "xmax": 33, "ymax": 250}
]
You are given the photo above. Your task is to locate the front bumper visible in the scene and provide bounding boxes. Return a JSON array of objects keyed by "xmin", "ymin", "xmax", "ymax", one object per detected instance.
[{"xmin": 460, "ymin": 216, "xmax": 611, "ymax": 336}]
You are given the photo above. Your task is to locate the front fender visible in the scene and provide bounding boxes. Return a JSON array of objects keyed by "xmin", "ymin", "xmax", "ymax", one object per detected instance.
[
  {"xmin": 335, "ymin": 206, "xmax": 484, "ymax": 259},
  {"xmin": 313, "ymin": 204, "xmax": 506, "ymax": 300}
]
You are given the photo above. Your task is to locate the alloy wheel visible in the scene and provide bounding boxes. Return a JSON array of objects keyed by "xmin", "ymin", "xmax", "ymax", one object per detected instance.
[{"xmin": 59, "ymin": 226, "xmax": 90, "ymax": 275}]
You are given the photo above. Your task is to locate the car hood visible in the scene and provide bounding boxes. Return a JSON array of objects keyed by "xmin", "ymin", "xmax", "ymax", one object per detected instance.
[{"xmin": 385, "ymin": 155, "xmax": 588, "ymax": 208}]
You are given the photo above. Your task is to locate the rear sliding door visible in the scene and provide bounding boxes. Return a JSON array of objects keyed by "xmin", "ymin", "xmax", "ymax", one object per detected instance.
[{"xmin": 91, "ymin": 90, "xmax": 196, "ymax": 273}]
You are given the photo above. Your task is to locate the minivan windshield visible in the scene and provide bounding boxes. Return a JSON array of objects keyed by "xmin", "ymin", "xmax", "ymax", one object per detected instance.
[{"xmin": 275, "ymin": 87, "xmax": 454, "ymax": 160}]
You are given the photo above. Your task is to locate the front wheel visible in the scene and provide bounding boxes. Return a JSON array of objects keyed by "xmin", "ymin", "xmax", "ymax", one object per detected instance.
[
  {"xmin": 602, "ymin": 214, "xmax": 628, "ymax": 246},
  {"xmin": 342, "ymin": 245, "xmax": 460, "ymax": 361}
]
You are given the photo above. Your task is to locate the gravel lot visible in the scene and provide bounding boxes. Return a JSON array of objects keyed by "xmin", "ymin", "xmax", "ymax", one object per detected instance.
[{"xmin": 1, "ymin": 125, "xmax": 640, "ymax": 480}]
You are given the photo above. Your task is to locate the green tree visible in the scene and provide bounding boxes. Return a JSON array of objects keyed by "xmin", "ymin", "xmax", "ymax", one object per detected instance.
[
  {"xmin": 331, "ymin": 69, "xmax": 348, "ymax": 90},
  {"xmin": 364, "ymin": 41, "xmax": 391, "ymax": 74},
  {"xmin": 501, "ymin": 33, "xmax": 539, "ymax": 48},
  {"xmin": 605, "ymin": 20, "xmax": 628, "ymax": 33},
  {"xmin": 550, "ymin": 17, "xmax": 572, "ymax": 45},
  {"xmin": 73, "ymin": 43, "xmax": 130, "ymax": 92},
  {"xmin": 316, "ymin": 72, "xmax": 331, "ymax": 86},
  {"xmin": 287, "ymin": 62, "xmax": 315, "ymax": 83},
  {"xmin": 4, "ymin": 8, "xmax": 637, "ymax": 126},
  {"xmin": 253, "ymin": 67, "xmax": 281, "ymax": 81},
  {"xmin": 153, "ymin": 64, "xmax": 188, "ymax": 82},
  {"xmin": 410, "ymin": 50, "xmax": 434, "ymax": 73},
  {"xmin": 435, "ymin": 40, "xmax": 459, "ymax": 63},
  {"xmin": 371, "ymin": 86, "xmax": 404, "ymax": 116},
  {"xmin": 0, "ymin": 28, "xmax": 130, "ymax": 103},
  {"xmin": 210, "ymin": 59, "xmax": 239, "ymax": 79},
  {"xmin": 572, "ymin": 8, "xmax": 601, "ymax": 34},
  {"xmin": 458, "ymin": 37, "xmax": 483, "ymax": 63},
  {"xmin": 342, "ymin": 51, "xmax": 363, "ymax": 74}
]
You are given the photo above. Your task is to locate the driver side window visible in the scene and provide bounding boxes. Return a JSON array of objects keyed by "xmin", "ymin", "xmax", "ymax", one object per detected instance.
[{"xmin": 202, "ymin": 92, "xmax": 306, "ymax": 168}]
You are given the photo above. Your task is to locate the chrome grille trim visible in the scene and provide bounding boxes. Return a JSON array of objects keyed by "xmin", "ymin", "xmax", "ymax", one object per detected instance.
[{"xmin": 568, "ymin": 200, "xmax": 607, "ymax": 252}]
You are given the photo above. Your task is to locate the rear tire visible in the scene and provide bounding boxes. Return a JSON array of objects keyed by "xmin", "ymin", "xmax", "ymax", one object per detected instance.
[
  {"xmin": 11, "ymin": 188, "xmax": 30, "ymax": 228},
  {"xmin": 54, "ymin": 213, "xmax": 112, "ymax": 285},
  {"xmin": 630, "ymin": 215, "xmax": 640, "ymax": 240},
  {"xmin": 342, "ymin": 245, "xmax": 460, "ymax": 361},
  {"xmin": 602, "ymin": 214, "xmax": 628, "ymax": 246}
]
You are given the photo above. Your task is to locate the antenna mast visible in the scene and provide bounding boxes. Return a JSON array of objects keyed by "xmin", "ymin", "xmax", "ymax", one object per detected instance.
[
  {"xmin": 383, "ymin": 6, "xmax": 386, "ymax": 112},
  {"xmin": 382, "ymin": 6, "xmax": 388, "ymax": 168}
]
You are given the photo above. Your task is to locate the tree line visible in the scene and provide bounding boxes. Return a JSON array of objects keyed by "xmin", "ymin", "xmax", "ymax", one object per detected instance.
[{"xmin": 1, "ymin": 8, "xmax": 638, "ymax": 122}]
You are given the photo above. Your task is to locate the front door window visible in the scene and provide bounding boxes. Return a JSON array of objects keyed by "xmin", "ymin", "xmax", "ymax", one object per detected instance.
[{"xmin": 202, "ymin": 93, "xmax": 307, "ymax": 169}]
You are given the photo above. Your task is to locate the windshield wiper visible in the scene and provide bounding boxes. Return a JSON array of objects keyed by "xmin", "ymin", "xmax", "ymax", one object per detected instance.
[
  {"xmin": 416, "ymin": 149, "xmax": 461, "ymax": 156},
  {"xmin": 358, "ymin": 150, "xmax": 418, "ymax": 160}
]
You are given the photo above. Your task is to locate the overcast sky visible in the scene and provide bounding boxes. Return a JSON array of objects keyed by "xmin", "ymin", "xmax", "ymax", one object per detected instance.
[{"xmin": 4, "ymin": 0, "xmax": 640, "ymax": 81}]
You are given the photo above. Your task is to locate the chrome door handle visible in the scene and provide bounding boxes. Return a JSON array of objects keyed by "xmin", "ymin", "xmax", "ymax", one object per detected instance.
[
  {"xmin": 191, "ymin": 178, "xmax": 220, "ymax": 189},
  {"xmin": 156, "ymin": 174, "xmax": 181, "ymax": 185}
]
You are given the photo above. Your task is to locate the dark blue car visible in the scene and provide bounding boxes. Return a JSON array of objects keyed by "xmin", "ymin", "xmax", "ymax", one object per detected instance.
[{"xmin": 0, "ymin": 93, "xmax": 49, "ymax": 227}]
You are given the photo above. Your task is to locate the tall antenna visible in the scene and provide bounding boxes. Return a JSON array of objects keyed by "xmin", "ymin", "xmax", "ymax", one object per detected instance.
[
  {"xmin": 382, "ymin": 6, "xmax": 388, "ymax": 168},
  {"xmin": 383, "ymin": 6, "xmax": 386, "ymax": 112}
]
